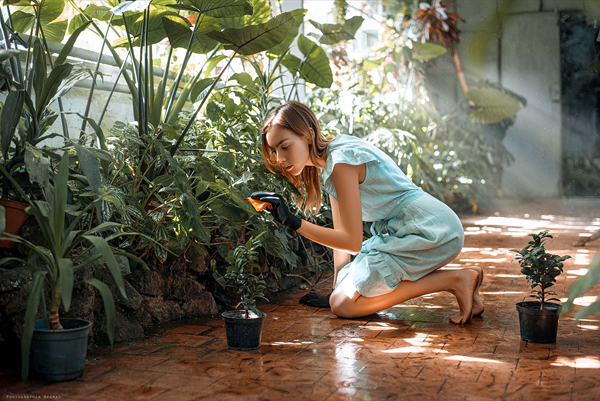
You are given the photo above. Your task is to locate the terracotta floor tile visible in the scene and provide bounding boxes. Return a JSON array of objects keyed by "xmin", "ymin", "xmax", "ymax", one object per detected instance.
[
  {"xmin": 146, "ymin": 358, "xmax": 264, "ymax": 379},
  {"xmin": 28, "ymin": 380, "xmax": 110, "ymax": 398},
  {"xmin": 441, "ymin": 379, "xmax": 508, "ymax": 399},
  {"xmin": 143, "ymin": 372, "xmax": 217, "ymax": 389},
  {"xmin": 81, "ymin": 384, "xmax": 167, "ymax": 401},
  {"xmin": 111, "ymin": 343, "xmax": 166, "ymax": 356},
  {"xmin": 165, "ymin": 325, "xmax": 212, "ymax": 335},
  {"xmin": 326, "ymin": 386, "xmax": 400, "ymax": 401},
  {"xmin": 257, "ymin": 366, "xmax": 328, "ymax": 382},
  {"xmin": 158, "ymin": 333, "xmax": 214, "ymax": 347},
  {"xmin": 150, "ymin": 344, "xmax": 217, "ymax": 360},
  {"xmin": 271, "ymin": 381, "xmax": 336, "ymax": 401},
  {"xmin": 417, "ymin": 360, "xmax": 482, "ymax": 382},
  {"xmin": 97, "ymin": 355, "xmax": 170, "ymax": 370},
  {"xmin": 93, "ymin": 369, "xmax": 164, "ymax": 386},
  {"xmin": 78, "ymin": 364, "xmax": 115, "ymax": 382}
]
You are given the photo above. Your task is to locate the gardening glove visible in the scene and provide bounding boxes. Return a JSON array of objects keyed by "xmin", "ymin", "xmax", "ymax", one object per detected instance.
[
  {"xmin": 250, "ymin": 191, "xmax": 302, "ymax": 231},
  {"xmin": 299, "ymin": 291, "xmax": 331, "ymax": 308}
]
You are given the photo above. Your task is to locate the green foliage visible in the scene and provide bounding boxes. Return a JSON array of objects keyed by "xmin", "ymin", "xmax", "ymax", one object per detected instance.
[
  {"xmin": 563, "ymin": 251, "xmax": 600, "ymax": 320},
  {"xmin": 0, "ymin": 152, "xmax": 143, "ymax": 382},
  {"xmin": 215, "ymin": 234, "xmax": 268, "ymax": 317},
  {"xmin": 510, "ymin": 231, "xmax": 571, "ymax": 310}
]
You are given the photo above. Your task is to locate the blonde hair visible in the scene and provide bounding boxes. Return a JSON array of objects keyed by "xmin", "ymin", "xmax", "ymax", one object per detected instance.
[{"xmin": 261, "ymin": 101, "xmax": 333, "ymax": 215}]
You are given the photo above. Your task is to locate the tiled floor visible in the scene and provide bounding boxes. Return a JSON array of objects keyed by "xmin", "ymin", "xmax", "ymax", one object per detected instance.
[{"xmin": 1, "ymin": 204, "xmax": 599, "ymax": 400}]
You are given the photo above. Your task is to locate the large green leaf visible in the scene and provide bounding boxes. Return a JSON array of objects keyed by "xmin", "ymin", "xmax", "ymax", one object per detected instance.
[
  {"xmin": 217, "ymin": 0, "xmax": 270, "ymax": 30},
  {"xmin": 163, "ymin": 15, "xmax": 219, "ymax": 54},
  {"xmin": 45, "ymin": 65, "xmax": 91, "ymax": 115},
  {"xmin": 84, "ymin": 278, "xmax": 117, "ymax": 345},
  {"xmin": 10, "ymin": 10, "xmax": 35, "ymax": 33},
  {"xmin": 82, "ymin": 3, "xmax": 113, "ymax": 22},
  {"xmin": 56, "ymin": 20, "xmax": 93, "ymax": 66},
  {"xmin": 51, "ymin": 152, "xmax": 69, "ymax": 251},
  {"xmin": 39, "ymin": 0, "xmax": 65, "ymax": 25},
  {"xmin": 82, "ymin": 235, "xmax": 127, "ymax": 299},
  {"xmin": 308, "ymin": 15, "xmax": 363, "ymax": 45},
  {"xmin": 563, "ymin": 251, "xmax": 600, "ymax": 318},
  {"xmin": 267, "ymin": 8, "xmax": 307, "ymax": 57},
  {"xmin": 58, "ymin": 258, "xmax": 74, "ymax": 311},
  {"xmin": 206, "ymin": 12, "xmax": 294, "ymax": 56},
  {"xmin": 0, "ymin": 89, "xmax": 24, "ymax": 159},
  {"xmin": 32, "ymin": 39, "xmax": 47, "ymax": 110},
  {"xmin": 21, "ymin": 270, "xmax": 47, "ymax": 382},
  {"xmin": 168, "ymin": 0, "xmax": 253, "ymax": 18},
  {"xmin": 261, "ymin": 230, "xmax": 286, "ymax": 261},
  {"xmin": 411, "ymin": 41, "xmax": 447, "ymax": 61},
  {"xmin": 36, "ymin": 63, "xmax": 73, "ymax": 117},
  {"xmin": 282, "ymin": 34, "xmax": 333, "ymax": 88},
  {"xmin": 24, "ymin": 144, "xmax": 50, "ymax": 187},
  {"xmin": 467, "ymin": 88, "xmax": 522, "ymax": 124},
  {"xmin": 210, "ymin": 198, "xmax": 248, "ymax": 222},
  {"xmin": 43, "ymin": 19, "xmax": 67, "ymax": 43}
]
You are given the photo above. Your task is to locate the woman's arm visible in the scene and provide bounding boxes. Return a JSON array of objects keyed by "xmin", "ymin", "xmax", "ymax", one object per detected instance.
[{"xmin": 297, "ymin": 163, "xmax": 364, "ymax": 254}]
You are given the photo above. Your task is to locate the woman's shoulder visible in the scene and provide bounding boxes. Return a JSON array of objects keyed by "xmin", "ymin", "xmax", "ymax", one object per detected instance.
[{"xmin": 323, "ymin": 135, "xmax": 381, "ymax": 183}]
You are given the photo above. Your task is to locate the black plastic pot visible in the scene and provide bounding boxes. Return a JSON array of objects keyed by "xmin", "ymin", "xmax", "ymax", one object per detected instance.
[
  {"xmin": 516, "ymin": 301, "xmax": 560, "ymax": 343},
  {"xmin": 222, "ymin": 310, "xmax": 266, "ymax": 351},
  {"xmin": 30, "ymin": 318, "xmax": 91, "ymax": 381}
]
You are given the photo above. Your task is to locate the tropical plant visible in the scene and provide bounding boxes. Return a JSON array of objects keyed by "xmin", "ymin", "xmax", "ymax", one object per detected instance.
[
  {"xmin": 0, "ymin": 6, "xmax": 92, "ymax": 202},
  {"xmin": 0, "ymin": 151, "xmax": 145, "ymax": 381},
  {"xmin": 510, "ymin": 231, "xmax": 571, "ymax": 310},
  {"xmin": 215, "ymin": 233, "xmax": 268, "ymax": 318}
]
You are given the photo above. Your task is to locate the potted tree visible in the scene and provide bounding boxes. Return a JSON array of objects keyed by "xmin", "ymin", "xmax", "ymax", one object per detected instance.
[
  {"xmin": 0, "ymin": 151, "xmax": 143, "ymax": 381},
  {"xmin": 510, "ymin": 230, "xmax": 571, "ymax": 343},
  {"xmin": 214, "ymin": 233, "xmax": 268, "ymax": 351}
]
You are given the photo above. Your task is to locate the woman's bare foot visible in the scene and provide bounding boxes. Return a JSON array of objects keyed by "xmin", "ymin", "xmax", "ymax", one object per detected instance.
[
  {"xmin": 467, "ymin": 266, "xmax": 484, "ymax": 317},
  {"xmin": 449, "ymin": 269, "xmax": 479, "ymax": 324}
]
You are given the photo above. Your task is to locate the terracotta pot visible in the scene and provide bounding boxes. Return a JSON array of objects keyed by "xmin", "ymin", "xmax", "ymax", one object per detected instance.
[{"xmin": 0, "ymin": 199, "xmax": 30, "ymax": 249}]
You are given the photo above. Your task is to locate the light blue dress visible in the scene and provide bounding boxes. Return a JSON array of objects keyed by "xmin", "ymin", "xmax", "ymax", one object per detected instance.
[{"xmin": 323, "ymin": 135, "xmax": 464, "ymax": 297}]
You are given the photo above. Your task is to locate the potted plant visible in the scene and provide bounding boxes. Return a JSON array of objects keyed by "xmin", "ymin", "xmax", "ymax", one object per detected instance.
[
  {"xmin": 510, "ymin": 230, "xmax": 571, "ymax": 343},
  {"xmin": 0, "ymin": 151, "xmax": 142, "ymax": 382},
  {"xmin": 214, "ymin": 233, "xmax": 268, "ymax": 351}
]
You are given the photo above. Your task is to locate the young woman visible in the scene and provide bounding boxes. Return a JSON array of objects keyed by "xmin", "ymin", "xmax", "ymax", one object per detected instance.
[{"xmin": 252, "ymin": 101, "xmax": 483, "ymax": 324}]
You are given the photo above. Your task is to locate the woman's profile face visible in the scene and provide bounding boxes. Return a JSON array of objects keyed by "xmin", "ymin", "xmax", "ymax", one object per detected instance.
[{"xmin": 265, "ymin": 125, "xmax": 313, "ymax": 176}]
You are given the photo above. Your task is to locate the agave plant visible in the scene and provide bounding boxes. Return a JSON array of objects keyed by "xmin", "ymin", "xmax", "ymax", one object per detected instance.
[{"xmin": 0, "ymin": 151, "xmax": 145, "ymax": 381}]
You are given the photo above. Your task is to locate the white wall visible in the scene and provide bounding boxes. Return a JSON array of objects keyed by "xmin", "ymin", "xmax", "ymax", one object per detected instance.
[{"xmin": 432, "ymin": 0, "xmax": 598, "ymax": 199}]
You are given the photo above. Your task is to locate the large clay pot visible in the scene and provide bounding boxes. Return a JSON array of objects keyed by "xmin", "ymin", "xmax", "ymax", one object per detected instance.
[{"xmin": 0, "ymin": 199, "xmax": 30, "ymax": 249}]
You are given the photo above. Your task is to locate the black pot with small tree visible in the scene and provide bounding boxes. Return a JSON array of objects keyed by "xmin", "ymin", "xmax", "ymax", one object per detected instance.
[
  {"xmin": 214, "ymin": 233, "xmax": 268, "ymax": 351},
  {"xmin": 510, "ymin": 230, "xmax": 571, "ymax": 343}
]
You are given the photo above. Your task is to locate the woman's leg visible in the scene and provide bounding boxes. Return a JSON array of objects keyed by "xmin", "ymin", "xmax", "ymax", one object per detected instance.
[
  {"xmin": 467, "ymin": 266, "xmax": 484, "ymax": 317},
  {"xmin": 329, "ymin": 268, "xmax": 479, "ymax": 324}
]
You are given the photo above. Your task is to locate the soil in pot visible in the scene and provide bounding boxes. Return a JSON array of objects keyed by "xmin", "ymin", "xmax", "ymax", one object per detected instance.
[
  {"xmin": 516, "ymin": 301, "xmax": 560, "ymax": 343},
  {"xmin": 222, "ymin": 310, "xmax": 266, "ymax": 351},
  {"xmin": 30, "ymin": 318, "xmax": 92, "ymax": 381}
]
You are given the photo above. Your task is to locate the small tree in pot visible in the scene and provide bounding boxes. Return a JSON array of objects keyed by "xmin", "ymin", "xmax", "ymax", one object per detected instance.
[
  {"xmin": 510, "ymin": 230, "xmax": 571, "ymax": 343},
  {"xmin": 214, "ymin": 233, "xmax": 268, "ymax": 350}
]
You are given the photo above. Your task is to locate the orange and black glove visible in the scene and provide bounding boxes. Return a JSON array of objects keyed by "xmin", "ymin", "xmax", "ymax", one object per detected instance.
[{"xmin": 250, "ymin": 191, "xmax": 302, "ymax": 231}]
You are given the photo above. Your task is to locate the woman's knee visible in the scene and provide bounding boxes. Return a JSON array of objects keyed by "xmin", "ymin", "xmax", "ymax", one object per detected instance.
[{"xmin": 330, "ymin": 291, "xmax": 359, "ymax": 318}]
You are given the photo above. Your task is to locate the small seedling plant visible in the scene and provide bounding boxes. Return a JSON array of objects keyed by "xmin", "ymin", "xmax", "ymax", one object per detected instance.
[
  {"xmin": 219, "ymin": 234, "xmax": 268, "ymax": 319},
  {"xmin": 510, "ymin": 230, "xmax": 571, "ymax": 310}
]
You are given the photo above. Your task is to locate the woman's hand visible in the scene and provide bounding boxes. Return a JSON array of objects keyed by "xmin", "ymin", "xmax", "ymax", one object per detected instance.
[{"xmin": 250, "ymin": 191, "xmax": 302, "ymax": 230}]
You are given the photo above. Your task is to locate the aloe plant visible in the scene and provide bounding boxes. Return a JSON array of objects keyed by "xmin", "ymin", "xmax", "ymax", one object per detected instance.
[{"xmin": 0, "ymin": 151, "xmax": 145, "ymax": 381}]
